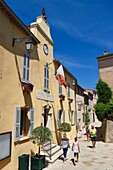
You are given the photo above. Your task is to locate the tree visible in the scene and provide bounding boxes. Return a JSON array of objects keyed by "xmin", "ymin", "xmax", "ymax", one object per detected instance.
[
  {"xmin": 59, "ymin": 122, "xmax": 71, "ymax": 132},
  {"xmin": 30, "ymin": 126, "xmax": 52, "ymax": 155},
  {"xmin": 85, "ymin": 107, "xmax": 90, "ymax": 125},
  {"xmin": 95, "ymin": 79, "xmax": 113, "ymax": 121},
  {"xmin": 94, "ymin": 102, "xmax": 106, "ymax": 121},
  {"xmin": 96, "ymin": 79, "xmax": 112, "ymax": 104}
]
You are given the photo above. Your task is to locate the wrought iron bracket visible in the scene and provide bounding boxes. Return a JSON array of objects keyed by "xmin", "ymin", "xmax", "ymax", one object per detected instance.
[{"xmin": 12, "ymin": 36, "xmax": 32, "ymax": 46}]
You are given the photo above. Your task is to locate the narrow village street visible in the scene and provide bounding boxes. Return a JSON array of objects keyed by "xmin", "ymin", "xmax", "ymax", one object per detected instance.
[{"xmin": 44, "ymin": 135, "xmax": 113, "ymax": 170}]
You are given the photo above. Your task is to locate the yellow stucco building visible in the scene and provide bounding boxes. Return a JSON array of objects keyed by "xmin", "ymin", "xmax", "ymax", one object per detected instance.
[{"xmin": 0, "ymin": 1, "xmax": 78, "ymax": 169}]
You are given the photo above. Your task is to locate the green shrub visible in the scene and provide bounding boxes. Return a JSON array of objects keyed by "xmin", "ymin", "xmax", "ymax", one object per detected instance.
[
  {"xmin": 59, "ymin": 122, "xmax": 71, "ymax": 132},
  {"xmin": 94, "ymin": 102, "xmax": 106, "ymax": 121}
]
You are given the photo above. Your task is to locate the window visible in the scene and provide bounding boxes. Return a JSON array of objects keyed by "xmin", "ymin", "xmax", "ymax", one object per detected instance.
[
  {"xmin": 59, "ymin": 84, "xmax": 62, "ymax": 95},
  {"xmin": 22, "ymin": 52, "xmax": 30, "ymax": 83},
  {"xmin": 57, "ymin": 110, "xmax": 65, "ymax": 129},
  {"xmin": 0, "ymin": 132, "xmax": 12, "ymax": 160},
  {"xmin": 14, "ymin": 107, "xmax": 34, "ymax": 142},
  {"xmin": 78, "ymin": 104, "xmax": 81, "ymax": 111},
  {"xmin": 44, "ymin": 66, "xmax": 49, "ymax": 91},
  {"xmin": 68, "ymin": 83, "xmax": 70, "ymax": 98},
  {"xmin": 82, "ymin": 113, "xmax": 85, "ymax": 122},
  {"xmin": 69, "ymin": 110, "xmax": 75, "ymax": 125}
]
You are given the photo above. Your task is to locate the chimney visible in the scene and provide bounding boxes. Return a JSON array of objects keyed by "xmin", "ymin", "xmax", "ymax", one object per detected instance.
[{"xmin": 104, "ymin": 50, "xmax": 108, "ymax": 55}]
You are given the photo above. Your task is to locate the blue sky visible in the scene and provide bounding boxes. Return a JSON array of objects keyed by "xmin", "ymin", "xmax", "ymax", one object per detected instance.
[{"xmin": 5, "ymin": 0, "xmax": 113, "ymax": 89}]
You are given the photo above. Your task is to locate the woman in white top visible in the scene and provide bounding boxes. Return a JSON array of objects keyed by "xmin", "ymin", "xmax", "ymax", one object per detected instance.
[{"xmin": 72, "ymin": 137, "xmax": 80, "ymax": 166}]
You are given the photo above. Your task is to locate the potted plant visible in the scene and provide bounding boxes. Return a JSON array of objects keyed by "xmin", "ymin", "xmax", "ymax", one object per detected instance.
[
  {"xmin": 22, "ymin": 82, "xmax": 34, "ymax": 92},
  {"xmin": 30, "ymin": 126, "xmax": 52, "ymax": 170},
  {"xmin": 59, "ymin": 122, "xmax": 71, "ymax": 133},
  {"xmin": 59, "ymin": 122, "xmax": 71, "ymax": 148},
  {"xmin": 59, "ymin": 94, "xmax": 65, "ymax": 101}
]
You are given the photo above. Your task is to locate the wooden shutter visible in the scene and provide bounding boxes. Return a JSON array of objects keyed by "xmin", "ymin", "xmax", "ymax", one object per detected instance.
[
  {"xmin": 62, "ymin": 110, "xmax": 65, "ymax": 123},
  {"xmin": 14, "ymin": 107, "xmax": 21, "ymax": 142},
  {"xmin": 29, "ymin": 108, "xmax": 34, "ymax": 137}
]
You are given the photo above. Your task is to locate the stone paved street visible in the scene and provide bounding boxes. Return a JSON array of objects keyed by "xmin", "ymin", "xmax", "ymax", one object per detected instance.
[{"xmin": 44, "ymin": 136, "xmax": 113, "ymax": 170}]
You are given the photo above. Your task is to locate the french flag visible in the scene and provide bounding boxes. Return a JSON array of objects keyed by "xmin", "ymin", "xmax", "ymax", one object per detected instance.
[{"xmin": 56, "ymin": 65, "xmax": 67, "ymax": 88}]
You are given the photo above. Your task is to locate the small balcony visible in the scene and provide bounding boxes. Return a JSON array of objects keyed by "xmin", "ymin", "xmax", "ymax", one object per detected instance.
[
  {"xmin": 22, "ymin": 82, "xmax": 34, "ymax": 93},
  {"xmin": 68, "ymin": 98, "xmax": 73, "ymax": 103},
  {"xmin": 59, "ymin": 94, "xmax": 65, "ymax": 101}
]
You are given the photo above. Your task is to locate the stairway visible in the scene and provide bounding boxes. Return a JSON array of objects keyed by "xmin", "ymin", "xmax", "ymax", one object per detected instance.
[{"xmin": 41, "ymin": 141, "xmax": 63, "ymax": 163}]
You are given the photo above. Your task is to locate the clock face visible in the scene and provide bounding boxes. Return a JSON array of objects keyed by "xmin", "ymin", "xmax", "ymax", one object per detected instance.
[{"xmin": 43, "ymin": 44, "xmax": 48, "ymax": 55}]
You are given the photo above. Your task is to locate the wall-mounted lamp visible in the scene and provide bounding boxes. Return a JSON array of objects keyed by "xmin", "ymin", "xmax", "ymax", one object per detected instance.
[
  {"xmin": 66, "ymin": 77, "xmax": 76, "ymax": 86},
  {"xmin": 72, "ymin": 80, "xmax": 76, "ymax": 86},
  {"xmin": 12, "ymin": 36, "xmax": 34, "ymax": 53}
]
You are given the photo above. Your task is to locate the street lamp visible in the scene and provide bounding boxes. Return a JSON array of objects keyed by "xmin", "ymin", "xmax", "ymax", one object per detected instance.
[{"xmin": 25, "ymin": 40, "xmax": 34, "ymax": 53}]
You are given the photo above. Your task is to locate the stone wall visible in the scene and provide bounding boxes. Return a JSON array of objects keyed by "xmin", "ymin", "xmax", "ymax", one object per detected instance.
[{"xmin": 102, "ymin": 119, "xmax": 113, "ymax": 143}]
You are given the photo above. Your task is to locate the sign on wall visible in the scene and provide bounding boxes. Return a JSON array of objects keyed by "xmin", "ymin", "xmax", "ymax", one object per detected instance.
[
  {"xmin": 0, "ymin": 132, "xmax": 12, "ymax": 160},
  {"xmin": 36, "ymin": 91, "xmax": 54, "ymax": 102}
]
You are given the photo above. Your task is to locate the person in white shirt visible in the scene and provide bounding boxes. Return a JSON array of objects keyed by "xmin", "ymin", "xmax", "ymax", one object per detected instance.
[{"xmin": 72, "ymin": 137, "xmax": 80, "ymax": 166}]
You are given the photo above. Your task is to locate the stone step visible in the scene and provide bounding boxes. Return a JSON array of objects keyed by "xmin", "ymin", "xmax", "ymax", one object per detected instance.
[
  {"xmin": 46, "ymin": 149, "xmax": 63, "ymax": 163},
  {"xmin": 41, "ymin": 145, "xmax": 63, "ymax": 163},
  {"xmin": 43, "ymin": 141, "xmax": 51, "ymax": 147},
  {"xmin": 43, "ymin": 143, "xmax": 57, "ymax": 151}
]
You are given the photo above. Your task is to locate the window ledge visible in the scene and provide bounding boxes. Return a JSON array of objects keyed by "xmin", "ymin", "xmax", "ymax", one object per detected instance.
[
  {"xmin": 71, "ymin": 123, "xmax": 75, "ymax": 126},
  {"xmin": 20, "ymin": 136, "xmax": 30, "ymax": 141}
]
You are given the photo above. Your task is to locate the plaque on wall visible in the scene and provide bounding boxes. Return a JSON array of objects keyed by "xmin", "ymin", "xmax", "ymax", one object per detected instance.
[{"xmin": 36, "ymin": 91, "xmax": 54, "ymax": 102}]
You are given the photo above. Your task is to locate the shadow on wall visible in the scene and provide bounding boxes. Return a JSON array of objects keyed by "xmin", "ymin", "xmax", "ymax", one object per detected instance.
[{"xmin": 95, "ymin": 126, "xmax": 102, "ymax": 141}]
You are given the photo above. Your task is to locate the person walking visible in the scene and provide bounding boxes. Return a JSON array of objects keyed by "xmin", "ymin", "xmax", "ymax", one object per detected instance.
[
  {"xmin": 90, "ymin": 125, "xmax": 97, "ymax": 148},
  {"xmin": 60, "ymin": 133, "xmax": 69, "ymax": 163},
  {"xmin": 72, "ymin": 137, "xmax": 80, "ymax": 166},
  {"xmin": 86, "ymin": 124, "xmax": 90, "ymax": 141}
]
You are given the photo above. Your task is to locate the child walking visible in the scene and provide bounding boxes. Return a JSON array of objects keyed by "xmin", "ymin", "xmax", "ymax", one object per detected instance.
[{"xmin": 72, "ymin": 137, "xmax": 80, "ymax": 166}]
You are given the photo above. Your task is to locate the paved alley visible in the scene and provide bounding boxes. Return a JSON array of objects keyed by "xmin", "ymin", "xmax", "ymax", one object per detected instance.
[{"xmin": 44, "ymin": 137, "xmax": 113, "ymax": 170}]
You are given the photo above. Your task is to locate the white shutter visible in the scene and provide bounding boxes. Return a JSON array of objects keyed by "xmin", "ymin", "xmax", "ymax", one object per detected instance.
[
  {"xmin": 14, "ymin": 107, "xmax": 21, "ymax": 142},
  {"xmin": 62, "ymin": 110, "xmax": 65, "ymax": 123},
  {"xmin": 49, "ymin": 107, "xmax": 52, "ymax": 114},
  {"xmin": 29, "ymin": 108, "xmax": 34, "ymax": 137},
  {"xmin": 42, "ymin": 106, "xmax": 45, "ymax": 114},
  {"xmin": 22, "ymin": 52, "xmax": 30, "ymax": 83},
  {"xmin": 70, "ymin": 111, "xmax": 72, "ymax": 124},
  {"xmin": 57, "ymin": 110, "xmax": 60, "ymax": 129}
]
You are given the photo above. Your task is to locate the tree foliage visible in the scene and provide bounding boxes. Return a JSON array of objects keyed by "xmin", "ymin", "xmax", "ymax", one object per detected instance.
[
  {"xmin": 95, "ymin": 79, "xmax": 113, "ymax": 121},
  {"xmin": 31, "ymin": 126, "xmax": 52, "ymax": 146},
  {"xmin": 85, "ymin": 108, "xmax": 90, "ymax": 125},
  {"xmin": 96, "ymin": 79, "xmax": 112, "ymax": 104},
  {"xmin": 94, "ymin": 102, "xmax": 106, "ymax": 121},
  {"xmin": 104, "ymin": 101, "xmax": 113, "ymax": 120},
  {"xmin": 59, "ymin": 122, "xmax": 71, "ymax": 132}
]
